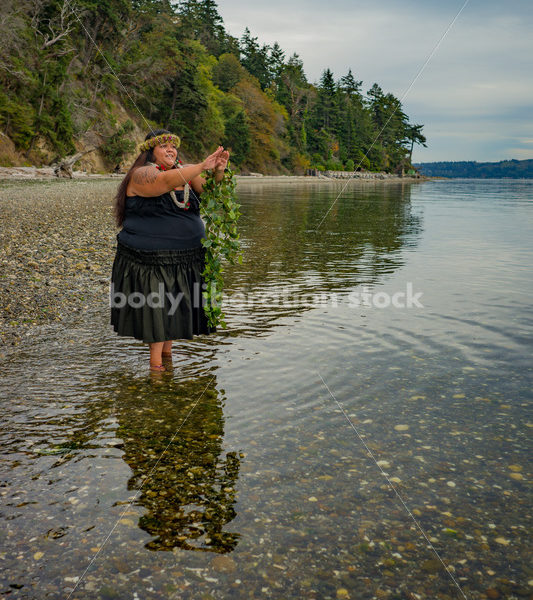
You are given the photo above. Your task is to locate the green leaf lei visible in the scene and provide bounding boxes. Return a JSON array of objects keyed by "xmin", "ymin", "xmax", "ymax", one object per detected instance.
[{"xmin": 200, "ymin": 162, "xmax": 242, "ymax": 328}]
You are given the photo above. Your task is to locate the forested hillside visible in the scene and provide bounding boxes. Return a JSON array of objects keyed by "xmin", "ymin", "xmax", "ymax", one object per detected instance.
[
  {"xmin": 0, "ymin": 0, "xmax": 426, "ymax": 174},
  {"xmin": 415, "ymin": 160, "xmax": 533, "ymax": 179}
]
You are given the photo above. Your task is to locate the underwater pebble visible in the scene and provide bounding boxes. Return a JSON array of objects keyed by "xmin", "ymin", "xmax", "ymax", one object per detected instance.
[
  {"xmin": 210, "ymin": 555, "xmax": 236, "ymax": 573},
  {"xmin": 494, "ymin": 537, "xmax": 510, "ymax": 546},
  {"xmin": 394, "ymin": 424, "xmax": 409, "ymax": 431}
]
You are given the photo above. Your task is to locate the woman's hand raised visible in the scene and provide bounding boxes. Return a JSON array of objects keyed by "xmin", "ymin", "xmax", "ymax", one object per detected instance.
[
  {"xmin": 202, "ymin": 146, "xmax": 225, "ymax": 171},
  {"xmin": 214, "ymin": 150, "xmax": 230, "ymax": 172}
]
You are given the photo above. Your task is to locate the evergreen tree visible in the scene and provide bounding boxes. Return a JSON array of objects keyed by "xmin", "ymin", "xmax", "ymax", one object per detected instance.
[
  {"xmin": 212, "ymin": 53, "xmax": 245, "ymax": 92},
  {"xmin": 339, "ymin": 68, "xmax": 362, "ymax": 97},
  {"xmin": 0, "ymin": 0, "xmax": 424, "ymax": 174},
  {"xmin": 240, "ymin": 28, "xmax": 271, "ymax": 89},
  {"xmin": 223, "ymin": 110, "xmax": 251, "ymax": 165},
  {"xmin": 275, "ymin": 54, "xmax": 309, "ymax": 152},
  {"xmin": 405, "ymin": 123, "xmax": 427, "ymax": 166},
  {"xmin": 337, "ymin": 69, "xmax": 367, "ymax": 165},
  {"xmin": 176, "ymin": 0, "xmax": 226, "ymax": 56},
  {"xmin": 317, "ymin": 68, "xmax": 336, "ymax": 130},
  {"xmin": 268, "ymin": 42, "xmax": 285, "ymax": 86}
]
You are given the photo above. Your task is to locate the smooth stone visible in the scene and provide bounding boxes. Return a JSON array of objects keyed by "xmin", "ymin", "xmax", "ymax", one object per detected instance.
[
  {"xmin": 210, "ymin": 555, "xmax": 237, "ymax": 573},
  {"xmin": 421, "ymin": 558, "xmax": 442, "ymax": 573},
  {"xmin": 494, "ymin": 537, "xmax": 510, "ymax": 545}
]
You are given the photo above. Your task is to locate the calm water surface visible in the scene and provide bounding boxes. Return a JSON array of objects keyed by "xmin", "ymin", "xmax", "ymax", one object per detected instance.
[{"xmin": 1, "ymin": 179, "xmax": 532, "ymax": 599}]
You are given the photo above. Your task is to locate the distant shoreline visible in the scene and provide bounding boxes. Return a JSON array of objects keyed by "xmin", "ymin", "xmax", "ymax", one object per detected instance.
[
  {"xmin": 0, "ymin": 166, "xmax": 428, "ymax": 183},
  {"xmin": 235, "ymin": 174, "xmax": 428, "ymax": 184}
]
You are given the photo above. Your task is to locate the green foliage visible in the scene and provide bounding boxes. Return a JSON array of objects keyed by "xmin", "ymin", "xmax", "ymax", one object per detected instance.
[
  {"xmin": 0, "ymin": 0, "xmax": 424, "ymax": 173},
  {"xmin": 177, "ymin": 0, "xmax": 227, "ymax": 56},
  {"xmin": 101, "ymin": 120, "xmax": 136, "ymax": 166},
  {"xmin": 222, "ymin": 111, "xmax": 250, "ymax": 166},
  {"xmin": 212, "ymin": 53, "xmax": 245, "ymax": 92},
  {"xmin": 239, "ymin": 28, "xmax": 271, "ymax": 90},
  {"xmin": 416, "ymin": 159, "xmax": 533, "ymax": 179},
  {"xmin": 200, "ymin": 164, "xmax": 242, "ymax": 328},
  {"xmin": 0, "ymin": 92, "xmax": 35, "ymax": 149},
  {"xmin": 345, "ymin": 159, "xmax": 354, "ymax": 171},
  {"xmin": 325, "ymin": 158, "xmax": 343, "ymax": 171}
]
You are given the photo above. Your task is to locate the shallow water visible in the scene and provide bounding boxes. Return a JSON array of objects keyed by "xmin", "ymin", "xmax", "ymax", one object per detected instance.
[{"xmin": 1, "ymin": 179, "xmax": 532, "ymax": 599}]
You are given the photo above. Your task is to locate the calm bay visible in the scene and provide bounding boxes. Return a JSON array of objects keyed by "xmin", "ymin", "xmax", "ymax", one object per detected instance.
[{"xmin": 0, "ymin": 177, "xmax": 531, "ymax": 599}]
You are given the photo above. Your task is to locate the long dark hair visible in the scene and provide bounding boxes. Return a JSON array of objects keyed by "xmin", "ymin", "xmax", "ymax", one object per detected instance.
[{"xmin": 114, "ymin": 129, "xmax": 177, "ymax": 227}]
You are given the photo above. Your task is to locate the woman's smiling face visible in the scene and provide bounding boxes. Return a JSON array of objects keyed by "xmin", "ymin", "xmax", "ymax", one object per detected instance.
[{"xmin": 152, "ymin": 143, "xmax": 178, "ymax": 169}]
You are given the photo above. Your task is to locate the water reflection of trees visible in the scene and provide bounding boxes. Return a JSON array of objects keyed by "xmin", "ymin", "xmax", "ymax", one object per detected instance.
[
  {"xmin": 113, "ymin": 370, "xmax": 240, "ymax": 553},
  {"xmin": 219, "ymin": 183, "xmax": 423, "ymax": 332},
  {"xmin": 231, "ymin": 183, "xmax": 422, "ymax": 292}
]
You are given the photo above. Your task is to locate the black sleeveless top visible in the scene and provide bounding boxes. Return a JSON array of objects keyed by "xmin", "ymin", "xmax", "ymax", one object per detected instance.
[{"xmin": 118, "ymin": 189, "xmax": 205, "ymax": 250}]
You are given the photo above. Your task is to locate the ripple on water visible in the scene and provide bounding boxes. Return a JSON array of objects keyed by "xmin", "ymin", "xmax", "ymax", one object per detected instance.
[{"xmin": 0, "ymin": 179, "xmax": 531, "ymax": 599}]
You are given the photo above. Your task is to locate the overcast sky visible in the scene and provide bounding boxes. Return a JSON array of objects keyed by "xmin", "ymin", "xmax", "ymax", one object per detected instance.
[{"xmin": 216, "ymin": 0, "xmax": 533, "ymax": 163}]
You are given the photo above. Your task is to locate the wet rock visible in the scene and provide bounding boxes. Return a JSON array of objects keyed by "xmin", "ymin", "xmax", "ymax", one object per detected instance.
[
  {"xmin": 421, "ymin": 558, "xmax": 442, "ymax": 573},
  {"xmin": 210, "ymin": 555, "xmax": 236, "ymax": 573},
  {"xmin": 394, "ymin": 424, "xmax": 409, "ymax": 431},
  {"xmin": 494, "ymin": 537, "xmax": 510, "ymax": 546}
]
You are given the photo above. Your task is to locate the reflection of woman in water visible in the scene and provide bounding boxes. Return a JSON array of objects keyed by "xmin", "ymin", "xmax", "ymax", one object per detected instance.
[{"xmin": 114, "ymin": 372, "xmax": 240, "ymax": 552}]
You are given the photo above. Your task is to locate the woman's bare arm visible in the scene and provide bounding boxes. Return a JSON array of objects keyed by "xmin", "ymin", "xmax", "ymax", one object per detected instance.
[{"xmin": 127, "ymin": 147, "xmax": 224, "ymax": 197}]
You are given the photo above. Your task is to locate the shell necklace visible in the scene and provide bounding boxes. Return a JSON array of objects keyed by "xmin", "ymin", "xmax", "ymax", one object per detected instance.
[{"xmin": 148, "ymin": 161, "xmax": 190, "ymax": 210}]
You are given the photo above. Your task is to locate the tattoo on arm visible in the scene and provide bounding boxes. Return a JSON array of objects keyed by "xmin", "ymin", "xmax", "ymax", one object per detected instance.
[{"xmin": 132, "ymin": 166, "xmax": 158, "ymax": 185}]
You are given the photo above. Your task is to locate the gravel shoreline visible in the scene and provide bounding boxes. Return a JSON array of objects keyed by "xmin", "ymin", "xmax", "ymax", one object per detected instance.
[{"xmin": 0, "ymin": 178, "xmax": 118, "ymax": 350}]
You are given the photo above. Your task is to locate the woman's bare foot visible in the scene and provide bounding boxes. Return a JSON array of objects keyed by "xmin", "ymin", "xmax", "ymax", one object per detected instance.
[{"xmin": 150, "ymin": 363, "xmax": 166, "ymax": 372}]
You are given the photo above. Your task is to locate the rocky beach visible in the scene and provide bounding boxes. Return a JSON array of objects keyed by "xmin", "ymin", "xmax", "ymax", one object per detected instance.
[{"xmin": 0, "ymin": 178, "xmax": 117, "ymax": 350}]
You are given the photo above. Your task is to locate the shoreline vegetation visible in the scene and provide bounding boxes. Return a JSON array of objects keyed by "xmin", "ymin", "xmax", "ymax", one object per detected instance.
[
  {"xmin": 416, "ymin": 158, "xmax": 533, "ymax": 179},
  {"xmin": 1, "ymin": 0, "xmax": 426, "ymax": 177},
  {"xmin": 0, "ymin": 166, "xmax": 428, "ymax": 182}
]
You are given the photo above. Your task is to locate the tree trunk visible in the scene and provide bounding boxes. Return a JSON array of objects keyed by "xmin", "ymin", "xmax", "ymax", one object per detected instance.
[
  {"xmin": 166, "ymin": 80, "xmax": 179, "ymax": 129},
  {"xmin": 52, "ymin": 148, "xmax": 95, "ymax": 178}
]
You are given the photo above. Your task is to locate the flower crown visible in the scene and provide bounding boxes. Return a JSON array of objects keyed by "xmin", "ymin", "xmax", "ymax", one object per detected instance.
[{"xmin": 139, "ymin": 133, "xmax": 181, "ymax": 153}]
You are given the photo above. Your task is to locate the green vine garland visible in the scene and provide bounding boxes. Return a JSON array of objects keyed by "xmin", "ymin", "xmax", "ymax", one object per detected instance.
[{"xmin": 200, "ymin": 163, "xmax": 242, "ymax": 328}]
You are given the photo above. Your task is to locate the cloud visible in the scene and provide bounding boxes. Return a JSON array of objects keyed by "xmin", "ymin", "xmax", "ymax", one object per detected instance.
[{"xmin": 217, "ymin": 0, "xmax": 533, "ymax": 161}]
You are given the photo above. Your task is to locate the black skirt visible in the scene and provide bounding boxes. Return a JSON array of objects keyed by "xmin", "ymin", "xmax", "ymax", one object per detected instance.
[{"xmin": 110, "ymin": 239, "xmax": 214, "ymax": 343}]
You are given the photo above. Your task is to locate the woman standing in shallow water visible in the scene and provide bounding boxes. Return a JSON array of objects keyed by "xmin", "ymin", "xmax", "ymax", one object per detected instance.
[{"xmin": 111, "ymin": 129, "xmax": 229, "ymax": 371}]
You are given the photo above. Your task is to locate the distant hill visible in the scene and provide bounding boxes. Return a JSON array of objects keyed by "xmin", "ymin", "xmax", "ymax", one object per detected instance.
[{"xmin": 414, "ymin": 159, "xmax": 533, "ymax": 178}]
